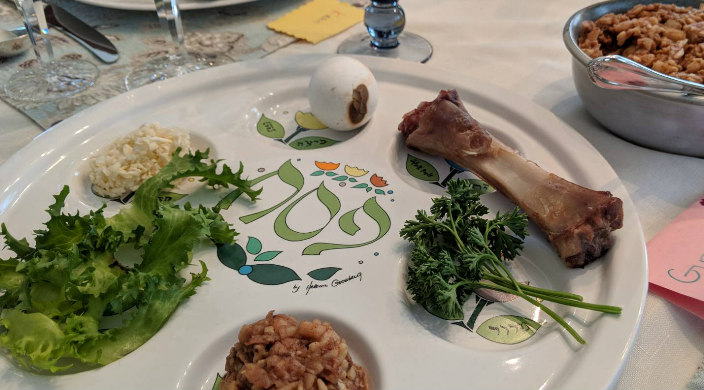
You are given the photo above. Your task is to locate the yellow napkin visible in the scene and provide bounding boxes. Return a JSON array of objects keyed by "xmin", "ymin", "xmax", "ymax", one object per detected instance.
[{"xmin": 267, "ymin": 0, "xmax": 364, "ymax": 44}]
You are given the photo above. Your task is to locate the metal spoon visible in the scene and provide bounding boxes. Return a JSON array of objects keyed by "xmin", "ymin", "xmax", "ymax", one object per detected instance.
[
  {"xmin": 588, "ymin": 55, "xmax": 704, "ymax": 97},
  {"xmin": 0, "ymin": 27, "xmax": 30, "ymax": 58}
]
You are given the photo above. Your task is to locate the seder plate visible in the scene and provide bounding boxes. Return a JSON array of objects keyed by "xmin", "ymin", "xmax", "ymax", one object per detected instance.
[{"xmin": 0, "ymin": 54, "xmax": 647, "ymax": 389}]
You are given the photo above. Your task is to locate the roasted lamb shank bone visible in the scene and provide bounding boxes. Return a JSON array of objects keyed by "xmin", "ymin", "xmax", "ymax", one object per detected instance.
[{"xmin": 398, "ymin": 90, "xmax": 623, "ymax": 267}]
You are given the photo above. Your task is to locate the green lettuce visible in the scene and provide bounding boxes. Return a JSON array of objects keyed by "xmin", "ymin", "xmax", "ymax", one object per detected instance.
[{"xmin": 0, "ymin": 149, "xmax": 259, "ymax": 372}]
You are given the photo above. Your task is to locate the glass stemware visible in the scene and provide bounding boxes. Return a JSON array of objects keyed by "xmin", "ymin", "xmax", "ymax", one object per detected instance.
[
  {"xmin": 4, "ymin": 0, "xmax": 99, "ymax": 102},
  {"xmin": 124, "ymin": 0, "xmax": 231, "ymax": 90},
  {"xmin": 337, "ymin": 0, "xmax": 432, "ymax": 63}
]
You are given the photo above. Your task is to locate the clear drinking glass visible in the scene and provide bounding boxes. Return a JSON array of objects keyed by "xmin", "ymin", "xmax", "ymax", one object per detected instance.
[
  {"xmin": 4, "ymin": 0, "xmax": 99, "ymax": 102},
  {"xmin": 337, "ymin": 0, "xmax": 432, "ymax": 63},
  {"xmin": 124, "ymin": 0, "xmax": 231, "ymax": 90}
]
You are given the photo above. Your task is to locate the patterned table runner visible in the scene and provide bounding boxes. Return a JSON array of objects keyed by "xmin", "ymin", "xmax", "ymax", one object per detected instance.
[{"xmin": 0, "ymin": 0, "xmax": 356, "ymax": 128}]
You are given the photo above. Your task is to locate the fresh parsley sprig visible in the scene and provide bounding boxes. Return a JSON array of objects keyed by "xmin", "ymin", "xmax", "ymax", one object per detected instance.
[{"xmin": 401, "ymin": 179, "xmax": 621, "ymax": 344}]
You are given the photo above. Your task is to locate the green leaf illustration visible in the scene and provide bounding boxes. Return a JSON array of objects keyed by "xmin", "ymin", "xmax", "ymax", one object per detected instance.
[
  {"xmin": 257, "ymin": 114, "xmax": 285, "ymax": 139},
  {"xmin": 247, "ymin": 264, "xmax": 301, "ymax": 285},
  {"xmin": 240, "ymin": 160, "xmax": 304, "ymax": 224},
  {"xmin": 333, "ymin": 176, "xmax": 348, "ymax": 181},
  {"xmin": 366, "ymin": 187, "xmax": 372, "ymax": 192},
  {"xmin": 254, "ymin": 251, "xmax": 282, "ymax": 262},
  {"xmin": 245, "ymin": 236, "xmax": 262, "ymax": 255},
  {"xmin": 303, "ymin": 197, "xmax": 391, "ymax": 255},
  {"xmin": 349, "ymin": 178, "xmax": 358, "ymax": 182},
  {"xmin": 217, "ymin": 243, "xmax": 247, "ymax": 271},
  {"xmin": 311, "ymin": 171, "xmax": 325, "ymax": 176},
  {"xmin": 307, "ymin": 267, "xmax": 342, "ymax": 281},
  {"xmin": 212, "ymin": 373, "xmax": 224, "ymax": 390},
  {"xmin": 339, "ymin": 208, "xmax": 360, "ymax": 236},
  {"xmin": 325, "ymin": 172, "xmax": 337, "ymax": 176},
  {"xmin": 290, "ymin": 136, "xmax": 339, "ymax": 150},
  {"xmin": 466, "ymin": 297, "xmax": 491, "ymax": 330},
  {"xmin": 374, "ymin": 189, "xmax": 386, "ymax": 195},
  {"xmin": 476, "ymin": 315, "xmax": 541, "ymax": 344},
  {"xmin": 463, "ymin": 178, "xmax": 495, "ymax": 194},
  {"xmin": 406, "ymin": 154, "xmax": 440, "ymax": 182},
  {"xmin": 352, "ymin": 183, "xmax": 368, "ymax": 189},
  {"xmin": 451, "ymin": 321, "xmax": 472, "ymax": 331},
  {"xmin": 274, "ymin": 182, "xmax": 340, "ymax": 242}
]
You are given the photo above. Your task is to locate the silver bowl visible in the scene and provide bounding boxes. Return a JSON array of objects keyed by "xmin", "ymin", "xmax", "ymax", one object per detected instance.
[
  {"xmin": 563, "ymin": 0, "xmax": 704, "ymax": 157},
  {"xmin": 0, "ymin": 27, "xmax": 29, "ymax": 58}
]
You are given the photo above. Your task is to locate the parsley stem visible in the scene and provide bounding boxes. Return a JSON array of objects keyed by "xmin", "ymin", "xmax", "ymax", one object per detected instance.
[
  {"xmin": 479, "ymin": 276, "xmax": 620, "ymax": 313},
  {"xmin": 481, "ymin": 274, "xmax": 583, "ymax": 301},
  {"xmin": 443, "ymin": 223, "xmax": 466, "ymax": 252},
  {"xmin": 478, "ymin": 222, "xmax": 524, "ymax": 295},
  {"xmin": 476, "ymin": 281, "xmax": 586, "ymax": 344},
  {"xmin": 486, "ymin": 261, "xmax": 502, "ymax": 276},
  {"xmin": 491, "ymin": 258, "xmax": 524, "ymax": 295},
  {"xmin": 523, "ymin": 290, "xmax": 622, "ymax": 314},
  {"xmin": 520, "ymin": 290, "xmax": 587, "ymax": 345}
]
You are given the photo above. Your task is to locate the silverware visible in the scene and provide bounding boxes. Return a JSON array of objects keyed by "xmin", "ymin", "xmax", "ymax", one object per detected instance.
[
  {"xmin": 44, "ymin": 3, "xmax": 118, "ymax": 64},
  {"xmin": 588, "ymin": 55, "xmax": 704, "ymax": 97}
]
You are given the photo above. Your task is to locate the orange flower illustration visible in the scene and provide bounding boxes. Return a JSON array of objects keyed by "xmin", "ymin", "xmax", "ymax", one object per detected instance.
[
  {"xmin": 315, "ymin": 161, "xmax": 340, "ymax": 171},
  {"xmin": 370, "ymin": 174, "xmax": 388, "ymax": 187}
]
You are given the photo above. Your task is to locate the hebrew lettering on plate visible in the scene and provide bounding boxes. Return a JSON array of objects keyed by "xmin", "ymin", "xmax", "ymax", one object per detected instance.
[{"xmin": 217, "ymin": 158, "xmax": 394, "ymax": 288}]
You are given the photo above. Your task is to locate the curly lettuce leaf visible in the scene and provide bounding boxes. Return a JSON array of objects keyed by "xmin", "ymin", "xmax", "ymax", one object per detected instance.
[
  {"xmin": 73, "ymin": 263, "xmax": 208, "ymax": 365},
  {"xmin": 1, "ymin": 224, "xmax": 34, "ymax": 260},
  {"xmin": 140, "ymin": 205, "xmax": 208, "ymax": 276},
  {"xmin": 0, "ymin": 309, "xmax": 68, "ymax": 372},
  {"xmin": 107, "ymin": 149, "xmax": 260, "ymax": 239},
  {"xmin": 0, "ymin": 258, "xmax": 22, "ymax": 292},
  {"xmin": 0, "ymin": 150, "xmax": 257, "ymax": 373}
]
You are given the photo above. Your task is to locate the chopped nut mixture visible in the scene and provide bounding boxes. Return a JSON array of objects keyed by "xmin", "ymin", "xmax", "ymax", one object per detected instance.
[
  {"xmin": 579, "ymin": 3, "xmax": 704, "ymax": 83},
  {"xmin": 220, "ymin": 311, "xmax": 370, "ymax": 390}
]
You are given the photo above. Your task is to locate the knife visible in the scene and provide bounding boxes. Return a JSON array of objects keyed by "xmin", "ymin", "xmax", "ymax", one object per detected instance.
[{"xmin": 43, "ymin": 3, "xmax": 119, "ymax": 64}]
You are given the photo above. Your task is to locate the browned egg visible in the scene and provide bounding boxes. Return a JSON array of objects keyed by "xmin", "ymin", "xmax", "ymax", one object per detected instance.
[{"xmin": 308, "ymin": 56, "xmax": 379, "ymax": 131}]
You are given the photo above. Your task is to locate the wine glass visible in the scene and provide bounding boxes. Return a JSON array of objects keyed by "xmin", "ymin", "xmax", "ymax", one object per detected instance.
[
  {"xmin": 124, "ymin": 0, "xmax": 231, "ymax": 90},
  {"xmin": 4, "ymin": 0, "xmax": 99, "ymax": 102},
  {"xmin": 337, "ymin": 0, "xmax": 432, "ymax": 63}
]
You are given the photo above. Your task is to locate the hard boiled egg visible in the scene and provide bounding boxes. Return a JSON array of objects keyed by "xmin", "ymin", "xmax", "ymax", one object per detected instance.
[{"xmin": 308, "ymin": 56, "xmax": 378, "ymax": 131}]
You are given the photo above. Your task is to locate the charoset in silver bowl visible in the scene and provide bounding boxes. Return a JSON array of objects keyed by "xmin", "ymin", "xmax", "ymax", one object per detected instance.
[{"xmin": 563, "ymin": 0, "xmax": 704, "ymax": 157}]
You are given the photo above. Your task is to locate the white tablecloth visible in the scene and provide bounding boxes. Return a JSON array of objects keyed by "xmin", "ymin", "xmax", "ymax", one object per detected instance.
[{"xmin": 1, "ymin": 0, "xmax": 703, "ymax": 388}]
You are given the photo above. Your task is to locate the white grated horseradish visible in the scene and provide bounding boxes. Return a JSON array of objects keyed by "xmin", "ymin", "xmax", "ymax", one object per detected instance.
[{"xmin": 88, "ymin": 123, "xmax": 191, "ymax": 199}]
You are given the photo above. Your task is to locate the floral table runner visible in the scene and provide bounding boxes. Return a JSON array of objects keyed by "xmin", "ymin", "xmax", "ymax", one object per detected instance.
[{"xmin": 0, "ymin": 0, "xmax": 343, "ymax": 128}]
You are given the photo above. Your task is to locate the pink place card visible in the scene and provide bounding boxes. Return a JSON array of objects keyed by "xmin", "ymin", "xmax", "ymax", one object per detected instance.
[{"xmin": 648, "ymin": 197, "xmax": 704, "ymax": 319}]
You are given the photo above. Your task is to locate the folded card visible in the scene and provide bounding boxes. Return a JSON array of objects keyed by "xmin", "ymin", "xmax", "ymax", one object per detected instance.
[
  {"xmin": 267, "ymin": 0, "xmax": 363, "ymax": 44},
  {"xmin": 648, "ymin": 197, "xmax": 704, "ymax": 319}
]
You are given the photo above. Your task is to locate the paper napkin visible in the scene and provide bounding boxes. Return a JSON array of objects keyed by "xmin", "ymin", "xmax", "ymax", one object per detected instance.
[
  {"xmin": 648, "ymin": 197, "xmax": 704, "ymax": 319},
  {"xmin": 267, "ymin": 0, "xmax": 363, "ymax": 44}
]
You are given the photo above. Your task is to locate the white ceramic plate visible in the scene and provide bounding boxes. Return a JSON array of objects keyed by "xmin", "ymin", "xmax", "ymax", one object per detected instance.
[
  {"xmin": 74, "ymin": 0, "xmax": 256, "ymax": 11},
  {"xmin": 0, "ymin": 55, "xmax": 647, "ymax": 389}
]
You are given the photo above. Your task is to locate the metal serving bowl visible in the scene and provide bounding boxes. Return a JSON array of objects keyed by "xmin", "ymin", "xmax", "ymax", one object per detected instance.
[
  {"xmin": 0, "ymin": 27, "xmax": 29, "ymax": 58},
  {"xmin": 563, "ymin": 0, "xmax": 704, "ymax": 157}
]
